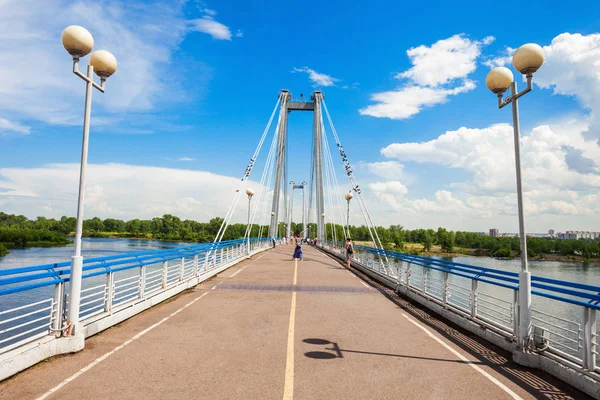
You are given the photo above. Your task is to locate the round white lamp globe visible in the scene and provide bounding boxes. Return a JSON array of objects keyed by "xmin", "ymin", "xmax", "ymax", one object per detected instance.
[
  {"xmin": 90, "ymin": 50, "xmax": 118, "ymax": 78},
  {"xmin": 61, "ymin": 26, "xmax": 94, "ymax": 58},
  {"xmin": 513, "ymin": 43, "xmax": 545, "ymax": 74},
  {"xmin": 246, "ymin": 188, "xmax": 255, "ymax": 197},
  {"xmin": 345, "ymin": 192, "xmax": 353, "ymax": 201},
  {"xmin": 486, "ymin": 67, "xmax": 514, "ymax": 94}
]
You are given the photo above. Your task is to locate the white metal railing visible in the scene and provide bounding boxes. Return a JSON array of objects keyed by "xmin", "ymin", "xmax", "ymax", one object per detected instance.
[
  {"xmin": 0, "ymin": 239, "xmax": 271, "ymax": 369},
  {"xmin": 321, "ymin": 241, "xmax": 599, "ymax": 375}
]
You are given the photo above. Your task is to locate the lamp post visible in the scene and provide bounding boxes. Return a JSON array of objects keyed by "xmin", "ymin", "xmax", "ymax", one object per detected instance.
[
  {"xmin": 246, "ymin": 188, "xmax": 255, "ymax": 254},
  {"xmin": 321, "ymin": 213, "xmax": 326, "ymax": 243},
  {"xmin": 61, "ymin": 26, "xmax": 117, "ymax": 336},
  {"xmin": 485, "ymin": 43, "xmax": 544, "ymax": 350},
  {"xmin": 344, "ymin": 191, "xmax": 353, "ymax": 239}
]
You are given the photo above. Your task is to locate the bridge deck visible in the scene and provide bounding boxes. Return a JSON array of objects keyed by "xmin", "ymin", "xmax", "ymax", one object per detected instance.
[{"xmin": 0, "ymin": 246, "xmax": 588, "ymax": 399}]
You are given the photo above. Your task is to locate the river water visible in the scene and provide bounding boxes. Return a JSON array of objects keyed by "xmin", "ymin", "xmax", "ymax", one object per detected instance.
[{"xmin": 1, "ymin": 239, "xmax": 599, "ymax": 358}]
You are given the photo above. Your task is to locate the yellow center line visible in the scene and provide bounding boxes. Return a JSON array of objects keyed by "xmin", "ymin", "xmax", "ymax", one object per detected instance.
[{"xmin": 283, "ymin": 259, "xmax": 298, "ymax": 400}]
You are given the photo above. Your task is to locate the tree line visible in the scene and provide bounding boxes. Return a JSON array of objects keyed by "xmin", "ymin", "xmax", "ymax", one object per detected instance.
[{"xmin": 1, "ymin": 212, "xmax": 598, "ymax": 260}]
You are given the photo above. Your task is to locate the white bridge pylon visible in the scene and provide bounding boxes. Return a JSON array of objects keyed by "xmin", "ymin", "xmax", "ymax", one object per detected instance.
[{"xmin": 213, "ymin": 89, "xmax": 386, "ymax": 253}]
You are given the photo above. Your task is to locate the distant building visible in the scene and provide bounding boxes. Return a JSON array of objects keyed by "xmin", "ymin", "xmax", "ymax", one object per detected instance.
[
  {"xmin": 557, "ymin": 231, "xmax": 600, "ymax": 240},
  {"xmin": 548, "ymin": 229, "xmax": 555, "ymax": 237},
  {"xmin": 489, "ymin": 228, "xmax": 499, "ymax": 237}
]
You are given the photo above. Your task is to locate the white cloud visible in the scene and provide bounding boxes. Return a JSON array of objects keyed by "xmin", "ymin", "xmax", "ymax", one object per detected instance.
[
  {"xmin": 483, "ymin": 47, "xmax": 515, "ymax": 68},
  {"xmin": 359, "ymin": 80, "xmax": 475, "ymax": 120},
  {"xmin": 292, "ymin": 67, "xmax": 339, "ymax": 87},
  {"xmin": 360, "ymin": 34, "xmax": 493, "ymax": 120},
  {"xmin": 178, "ymin": 157, "xmax": 196, "ymax": 161},
  {"xmin": 397, "ymin": 34, "xmax": 493, "ymax": 87},
  {"xmin": 361, "ymin": 161, "xmax": 411, "ymax": 183},
  {"xmin": 235, "ymin": 29, "xmax": 244, "ymax": 38},
  {"xmin": 0, "ymin": 163, "xmax": 265, "ymax": 222},
  {"xmin": 189, "ymin": 17, "xmax": 232, "ymax": 40},
  {"xmin": 533, "ymin": 33, "xmax": 600, "ymax": 143},
  {"xmin": 201, "ymin": 8, "xmax": 217, "ymax": 17},
  {"xmin": 0, "ymin": 117, "xmax": 30, "ymax": 135},
  {"xmin": 0, "ymin": 1, "xmax": 222, "ymax": 133},
  {"xmin": 367, "ymin": 118, "xmax": 600, "ymax": 231}
]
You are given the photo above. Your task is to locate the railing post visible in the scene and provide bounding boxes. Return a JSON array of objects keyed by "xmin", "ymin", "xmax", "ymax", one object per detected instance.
[
  {"xmin": 406, "ymin": 264, "xmax": 412, "ymax": 287},
  {"xmin": 442, "ymin": 271, "xmax": 449, "ymax": 305},
  {"xmin": 162, "ymin": 261, "xmax": 168, "ymax": 288},
  {"xmin": 139, "ymin": 265, "xmax": 146, "ymax": 299},
  {"xmin": 105, "ymin": 271, "xmax": 114, "ymax": 313},
  {"xmin": 194, "ymin": 254, "xmax": 199, "ymax": 276},
  {"xmin": 583, "ymin": 307, "xmax": 597, "ymax": 370},
  {"xmin": 422, "ymin": 266, "xmax": 427, "ymax": 293},
  {"xmin": 513, "ymin": 289, "xmax": 519, "ymax": 338},
  {"xmin": 52, "ymin": 280, "xmax": 65, "ymax": 336},
  {"xmin": 179, "ymin": 257, "xmax": 185, "ymax": 281},
  {"xmin": 221, "ymin": 248, "xmax": 225, "ymax": 264},
  {"xmin": 203, "ymin": 251, "xmax": 209, "ymax": 271},
  {"xmin": 470, "ymin": 280, "xmax": 478, "ymax": 318}
]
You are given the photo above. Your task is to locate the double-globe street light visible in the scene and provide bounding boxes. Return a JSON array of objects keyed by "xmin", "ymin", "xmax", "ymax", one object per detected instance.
[
  {"xmin": 246, "ymin": 188, "xmax": 255, "ymax": 253},
  {"xmin": 485, "ymin": 43, "xmax": 544, "ymax": 350},
  {"xmin": 345, "ymin": 191, "xmax": 353, "ymax": 239},
  {"xmin": 61, "ymin": 26, "xmax": 118, "ymax": 335}
]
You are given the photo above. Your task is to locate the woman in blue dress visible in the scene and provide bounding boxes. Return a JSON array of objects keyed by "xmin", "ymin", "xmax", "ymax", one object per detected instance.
[{"xmin": 292, "ymin": 234, "xmax": 303, "ymax": 261}]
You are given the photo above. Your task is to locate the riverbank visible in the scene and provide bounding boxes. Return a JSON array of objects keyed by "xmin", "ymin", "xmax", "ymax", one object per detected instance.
[
  {"xmin": 356, "ymin": 241, "xmax": 600, "ymax": 264},
  {"xmin": 71, "ymin": 231, "xmax": 206, "ymax": 243}
]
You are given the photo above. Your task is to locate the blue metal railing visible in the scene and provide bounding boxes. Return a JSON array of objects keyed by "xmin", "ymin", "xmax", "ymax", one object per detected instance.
[
  {"xmin": 0, "ymin": 239, "xmax": 263, "ymax": 297},
  {"xmin": 0, "ymin": 238, "xmax": 270, "ymax": 360},
  {"xmin": 338, "ymin": 241, "xmax": 600, "ymax": 310},
  {"xmin": 322, "ymin": 240, "xmax": 599, "ymax": 372}
]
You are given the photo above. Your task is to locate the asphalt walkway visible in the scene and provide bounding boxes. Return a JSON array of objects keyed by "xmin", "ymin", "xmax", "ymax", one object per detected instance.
[{"xmin": 0, "ymin": 245, "xmax": 589, "ymax": 399}]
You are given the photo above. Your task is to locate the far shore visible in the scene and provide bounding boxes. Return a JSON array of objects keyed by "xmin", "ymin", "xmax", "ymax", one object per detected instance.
[{"xmin": 356, "ymin": 241, "xmax": 600, "ymax": 264}]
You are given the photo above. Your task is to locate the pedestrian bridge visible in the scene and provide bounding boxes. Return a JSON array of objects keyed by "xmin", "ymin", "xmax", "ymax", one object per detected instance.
[
  {"xmin": 1, "ymin": 89, "xmax": 600, "ymax": 398},
  {"xmin": 0, "ymin": 242, "xmax": 598, "ymax": 399}
]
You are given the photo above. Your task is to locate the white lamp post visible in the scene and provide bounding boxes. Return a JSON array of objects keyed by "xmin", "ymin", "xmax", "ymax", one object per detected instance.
[
  {"xmin": 246, "ymin": 188, "xmax": 255, "ymax": 253},
  {"xmin": 344, "ymin": 191, "xmax": 353, "ymax": 240},
  {"xmin": 62, "ymin": 26, "xmax": 118, "ymax": 335},
  {"xmin": 321, "ymin": 213, "xmax": 326, "ymax": 243},
  {"xmin": 485, "ymin": 43, "xmax": 544, "ymax": 350}
]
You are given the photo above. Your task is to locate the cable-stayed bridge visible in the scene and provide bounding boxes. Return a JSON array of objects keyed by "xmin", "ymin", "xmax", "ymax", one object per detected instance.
[{"xmin": 0, "ymin": 91, "xmax": 599, "ymax": 399}]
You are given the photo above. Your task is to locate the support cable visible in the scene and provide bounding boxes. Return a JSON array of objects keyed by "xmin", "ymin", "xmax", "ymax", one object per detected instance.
[
  {"xmin": 322, "ymin": 120, "xmax": 351, "ymax": 243},
  {"xmin": 258, "ymin": 127, "xmax": 279, "ymax": 238},
  {"xmin": 212, "ymin": 97, "xmax": 281, "ymax": 246},
  {"xmin": 246, "ymin": 116, "xmax": 280, "ymax": 240},
  {"xmin": 321, "ymin": 100, "xmax": 388, "ymax": 267}
]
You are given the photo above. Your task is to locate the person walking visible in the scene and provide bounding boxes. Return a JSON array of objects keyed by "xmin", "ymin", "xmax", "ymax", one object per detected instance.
[
  {"xmin": 292, "ymin": 234, "xmax": 303, "ymax": 261},
  {"xmin": 344, "ymin": 237, "xmax": 354, "ymax": 269}
]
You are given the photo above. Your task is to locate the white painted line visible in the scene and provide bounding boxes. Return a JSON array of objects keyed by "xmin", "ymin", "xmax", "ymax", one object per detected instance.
[
  {"xmin": 402, "ymin": 314, "xmax": 523, "ymax": 400},
  {"xmin": 211, "ymin": 285, "xmax": 217, "ymax": 290},
  {"xmin": 37, "ymin": 292, "xmax": 210, "ymax": 400},
  {"xmin": 359, "ymin": 280, "xmax": 370, "ymax": 289},
  {"xmin": 228, "ymin": 252, "xmax": 268, "ymax": 278}
]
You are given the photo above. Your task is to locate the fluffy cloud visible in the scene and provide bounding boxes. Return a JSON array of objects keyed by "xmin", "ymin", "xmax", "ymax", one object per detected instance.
[
  {"xmin": 360, "ymin": 160, "xmax": 412, "ymax": 183},
  {"xmin": 292, "ymin": 67, "xmax": 339, "ymax": 87},
  {"xmin": 359, "ymin": 80, "xmax": 475, "ymax": 120},
  {"xmin": 189, "ymin": 17, "xmax": 233, "ymax": 40},
  {"xmin": 397, "ymin": 35, "xmax": 494, "ymax": 86},
  {"xmin": 0, "ymin": 1, "xmax": 229, "ymax": 132},
  {"xmin": 534, "ymin": 33, "xmax": 600, "ymax": 143},
  {"xmin": 360, "ymin": 32, "xmax": 600, "ymax": 231},
  {"xmin": 367, "ymin": 118, "xmax": 600, "ymax": 230},
  {"xmin": 360, "ymin": 34, "xmax": 492, "ymax": 119},
  {"xmin": 0, "ymin": 163, "xmax": 267, "ymax": 223},
  {"xmin": 0, "ymin": 117, "xmax": 30, "ymax": 135}
]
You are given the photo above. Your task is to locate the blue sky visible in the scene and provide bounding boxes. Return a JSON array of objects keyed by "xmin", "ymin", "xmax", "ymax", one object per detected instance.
[{"xmin": 0, "ymin": 0, "xmax": 599, "ymax": 233}]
